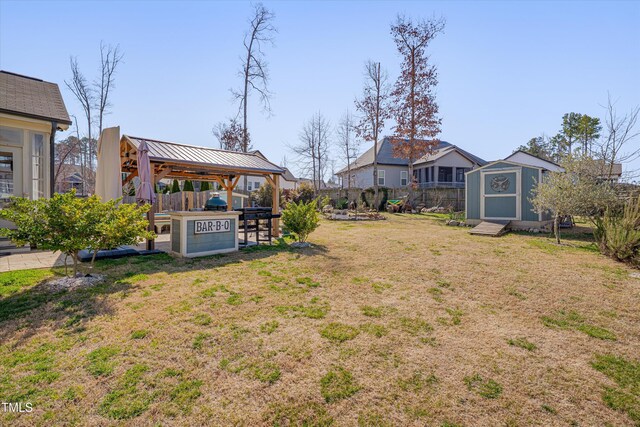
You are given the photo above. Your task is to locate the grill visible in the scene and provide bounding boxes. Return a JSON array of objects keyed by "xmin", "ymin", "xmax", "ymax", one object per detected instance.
[
  {"xmin": 237, "ymin": 207, "xmax": 281, "ymax": 246},
  {"xmin": 203, "ymin": 192, "xmax": 228, "ymax": 211}
]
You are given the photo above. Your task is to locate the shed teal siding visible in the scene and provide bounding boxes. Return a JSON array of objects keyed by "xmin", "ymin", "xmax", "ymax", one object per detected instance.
[
  {"xmin": 466, "ymin": 170, "xmax": 481, "ymax": 219},
  {"xmin": 486, "ymin": 196, "xmax": 517, "ymax": 218},
  {"xmin": 521, "ymin": 166, "xmax": 539, "ymax": 221}
]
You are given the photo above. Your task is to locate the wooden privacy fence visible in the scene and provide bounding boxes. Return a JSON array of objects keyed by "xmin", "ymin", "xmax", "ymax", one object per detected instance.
[
  {"xmin": 318, "ymin": 187, "xmax": 466, "ymax": 211},
  {"xmin": 123, "ymin": 191, "xmax": 213, "ymax": 213}
]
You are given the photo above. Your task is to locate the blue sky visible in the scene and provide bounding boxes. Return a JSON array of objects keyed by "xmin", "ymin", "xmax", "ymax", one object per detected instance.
[{"xmin": 1, "ymin": 0, "xmax": 639, "ymax": 178}]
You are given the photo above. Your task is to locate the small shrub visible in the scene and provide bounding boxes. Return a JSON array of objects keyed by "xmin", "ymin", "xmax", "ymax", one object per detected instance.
[
  {"xmin": 320, "ymin": 367, "xmax": 361, "ymax": 402},
  {"xmin": 594, "ymin": 196, "xmax": 640, "ymax": 265},
  {"xmin": 320, "ymin": 323, "xmax": 360, "ymax": 342},
  {"xmin": 281, "ymin": 200, "xmax": 320, "ymax": 242}
]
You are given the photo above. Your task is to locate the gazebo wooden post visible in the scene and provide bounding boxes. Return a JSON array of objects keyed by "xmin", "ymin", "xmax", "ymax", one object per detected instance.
[
  {"xmin": 227, "ymin": 175, "xmax": 233, "ymax": 211},
  {"xmin": 272, "ymin": 173, "xmax": 280, "ymax": 237},
  {"xmin": 147, "ymin": 165, "xmax": 156, "ymax": 250}
]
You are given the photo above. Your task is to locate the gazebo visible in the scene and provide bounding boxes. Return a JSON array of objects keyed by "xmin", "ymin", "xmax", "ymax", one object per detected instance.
[{"xmin": 119, "ymin": 135, "xmax": 284, "ymax": 240}]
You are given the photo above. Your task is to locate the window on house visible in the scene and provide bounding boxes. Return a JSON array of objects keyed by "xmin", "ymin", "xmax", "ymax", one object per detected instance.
[
  {"xmin": 438, "ymin": 167, "xmax": 453, "ymax": 182},
  {"xmin": 32, "ymin": 133, "xmax": 45, "ymax": 199},
  {"xmin": 456, "ymin": 168, "xmax": 470, "ymax": 182},
  {"xmin": 400, "ymin": 170, "xmax": 408, "ymax": 186},
  {"xmin": 377, "ymin": 170, "xmax": 385, "ymax": 186},
  {"xmin": 247, "ymin": 182, "xmax": 252, "ymax": 191},
  {"xmin": 255, "ymin": 181, "xmax": 260, "ymax": 189}
]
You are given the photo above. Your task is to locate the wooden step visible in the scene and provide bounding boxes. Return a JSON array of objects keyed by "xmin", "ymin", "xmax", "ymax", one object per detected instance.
[{"xmin": 470, "ymin": 220, "xmax": 511, "ymax": 237}]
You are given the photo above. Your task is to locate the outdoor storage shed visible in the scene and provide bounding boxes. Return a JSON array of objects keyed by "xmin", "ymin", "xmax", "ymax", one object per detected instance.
[{"xmin": 465, "ymin": 152, "xmax": 563, "ymax": 230}]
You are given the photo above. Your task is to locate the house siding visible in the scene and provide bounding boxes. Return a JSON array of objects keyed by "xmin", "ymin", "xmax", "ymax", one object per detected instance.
[{"xmin": 343, "ymin": 164, "xmax": 408, "ymax": 189}]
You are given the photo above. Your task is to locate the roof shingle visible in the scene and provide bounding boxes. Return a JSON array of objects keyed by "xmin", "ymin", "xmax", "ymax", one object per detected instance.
[{"xmin": 0, "ymin": 71, "xmax": 71, "ymax": 125}]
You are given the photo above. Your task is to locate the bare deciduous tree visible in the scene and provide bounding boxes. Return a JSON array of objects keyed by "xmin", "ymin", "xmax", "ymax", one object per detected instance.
[
  {"xmin": 292, "ymin": 112, "xmax": 331, "ymax": 193},
  {"xmin": 65, "ymin": 43, "xmax": 123, "ymax": 195},
  {"xmin": 335, "ymin": 110, "xmax": 360, "ymax": 191},
  {"xmin": 95, "ymin": 42, "xmax": 124, "ymax": 138},
  {"xmin": 390, "ymin": 15, "xmax": 445, "ymax": 205},
  {"xmin": 66, "ymin": 58, "xmax": 95, "ymax": 179},
  {"xmin": 355, "ymin": 60, "xmax": 390, "ymax": 209},
  {"xmin": 212, "ymin": 118, "xmax": 249, "ymax": 151},
  {"xmin": 597, "ymin": 94, "xmax": 640, "ymax": 180},
  {"xmin": 233, "ymin": 2, "xmax": 276, "ymax": 154}
]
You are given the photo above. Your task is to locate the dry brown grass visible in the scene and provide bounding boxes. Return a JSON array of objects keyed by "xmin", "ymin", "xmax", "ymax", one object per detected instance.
[{"xmin": 1, "ymin": 214, "xmax": 639, "ymax": 426}]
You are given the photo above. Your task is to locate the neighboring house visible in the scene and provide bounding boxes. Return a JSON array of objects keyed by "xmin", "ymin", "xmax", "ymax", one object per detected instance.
[
  {"xmin": 466, "ymin": 151, "xmax": 564, "ymax": 230},
  {"xmin": 336, "ymin": 137, "xmax": 486, "ymax": 189},
  {"xmin": 54, "ymin": 163, "xmax": 93, "ymax": 195},
  {"xmin": 229, "ymin": 149, "xmax": 300, "ymax": 192},
  {"xmin": 234, "ymin": 166, "xmax": 299, "ymax": 192}
]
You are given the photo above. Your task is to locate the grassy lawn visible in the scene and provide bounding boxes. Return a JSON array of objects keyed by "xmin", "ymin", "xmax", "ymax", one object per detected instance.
[{"xmin": 1, "ymin": 214, "xmax": 639, "ymax": 426}]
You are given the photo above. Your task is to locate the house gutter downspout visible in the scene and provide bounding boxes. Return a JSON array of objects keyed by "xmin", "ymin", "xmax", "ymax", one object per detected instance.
[{"xmin": 50, "ymin": 121, "xmax": 57, "ymax": 197}]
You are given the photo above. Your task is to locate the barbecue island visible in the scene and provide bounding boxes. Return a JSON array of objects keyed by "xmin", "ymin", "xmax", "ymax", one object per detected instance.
[
  {"xmin": 168, "ymin": 193, "xmax": 281, "ymax": 257},
  {"xmin": 169, "ymin": 210, "xmax": 241, "ymax": 258}
]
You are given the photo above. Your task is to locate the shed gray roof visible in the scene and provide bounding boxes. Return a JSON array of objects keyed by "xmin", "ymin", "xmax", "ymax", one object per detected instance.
[
  {"xmin": 124, "ymin": 135, "xmax": 284, "ymax": 174},
  {"xmin": 0, "ymin": 71, "xmax": 71, "ymax": 126}
]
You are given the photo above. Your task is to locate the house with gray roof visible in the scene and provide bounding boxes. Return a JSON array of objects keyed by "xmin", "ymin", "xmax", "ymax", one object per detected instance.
[{"xmin": 336, "ymin": 137, "xmax": 486, "ymax": 189}]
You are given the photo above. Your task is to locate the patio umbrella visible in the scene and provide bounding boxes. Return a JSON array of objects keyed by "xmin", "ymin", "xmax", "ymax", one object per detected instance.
[
  {"xmin": 135, "ymin": 139, "xmax": 156, "ymax": 205},
  {"xmin": 95, "ymin": 126, "xmax": 122, "ymax": 201},
  {"xmin": 135, "ymin": 139, "xmax": 156, "ymax": 250}
]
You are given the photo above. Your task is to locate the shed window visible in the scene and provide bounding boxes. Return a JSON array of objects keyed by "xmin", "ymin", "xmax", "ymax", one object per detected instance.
[
  {"xmin": 400, "ymin": 171, "xmax": 408, "ymax": 186},
  {"xmin": 377, "ymin": 170, "xmax": 385, "ymax": 186}
]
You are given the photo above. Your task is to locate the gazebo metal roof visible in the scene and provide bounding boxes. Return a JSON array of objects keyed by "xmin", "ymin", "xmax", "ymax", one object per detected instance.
[{"xmin": 122, "ymin": 135, "xmax": 283, "ymax": 176}]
